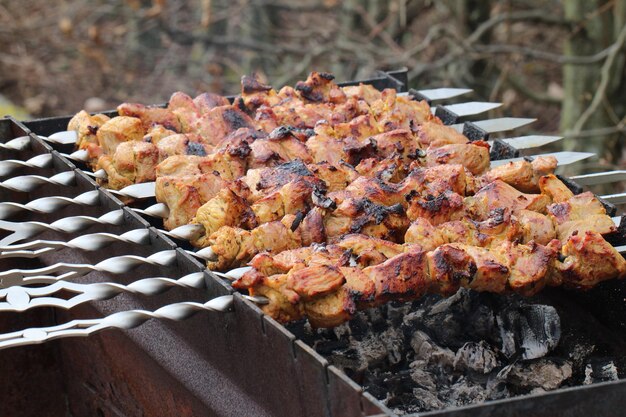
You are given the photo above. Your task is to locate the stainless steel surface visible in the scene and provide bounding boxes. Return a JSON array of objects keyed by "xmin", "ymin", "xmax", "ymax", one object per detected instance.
[
  {"xmin": 600, "ymin": 192, "xmax": 626, "ymax": 205},
  {"xmin": 434, "ymin": 101, "xmax": 502, "ymax": 117},
  {"xmin": 212, "ymin": 266, "xmax": 253, "ymax": 280},
  {"xmin": 0, "ymin": 136, "xmax": 31, "ymax": 151},
  {"xmin": 0, "ymin": 210, "xmax": 125, "ymax": 246},
  {"xmin": 0, "ymin": 247, "xmax": 219, "ymax": 288},
  {"xmin": 0, "ymin": 249, "xmax": 179, "ymax": 288},
  {"xmin": 65, "ymin": 149, "xmax": 88, "ymax": 162},
  {"xmin": 110, "ymin": 182, "xmax": 157, "ymax": 200},
  {"xmin": 38, "ymin": 130, "xmax": 78, "ymax": 145},
  {"xmin": 451, "ymin": 117, "xmax": 536, "ymax": 133},
  {"xmin": 0, "ymin": 294, "xmax": 267, "ymax": 350},
  {"xmin": 570, "ymin": 170, "xmax": 626, "ymax": 186},
  {"xmin": 0, "ymin": 171, "xmax": 75, "ymax": 192},
  {"xmin": 415, "ymin": 87, "xmax": 473, "ymax": 101},
  {"xmin": 0, "ymin": 229, "xmax": 150, "ymax": 254},
  {"xmin": 0, "ymin": 190, "xmax": 100, "ymax": 218},
  {"xmin": 0, "ymin": 153, "xmax": 53, "ymax": 175},
  {"xmin": 0, "ymin": 272, "xmax": 208, "ymax": 312},
  {"xmin": 488, "ymin": 135, "xmax": 563, "ymax": 150},
  {"xmin": 132, "ymin": 203, "xmax": 170, "ymax": 219},
  {"xmin": 161, "ymin": 223, "xmax": 205, "ymax": 241},
  {"xmin": 489, "ymin": 151, "xmax": 596, "ymax": 167}
]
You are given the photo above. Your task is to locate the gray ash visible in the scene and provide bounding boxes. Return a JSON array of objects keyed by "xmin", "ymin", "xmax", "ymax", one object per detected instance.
[{"xmin": 289, "ymin": 288, "xmax": 626, "ymax": 415}]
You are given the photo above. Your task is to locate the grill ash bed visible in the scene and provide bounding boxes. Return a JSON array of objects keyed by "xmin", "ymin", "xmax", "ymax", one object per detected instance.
[{"xmin": 0, "ymin": 68, "xmax": 625, "ymax": 417}]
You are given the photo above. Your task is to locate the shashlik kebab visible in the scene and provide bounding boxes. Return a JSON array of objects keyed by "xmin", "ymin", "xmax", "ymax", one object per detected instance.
[
  {"xmin": 237, "ymin": 175, "xmax": 616, "ymax": 280},
  {"xmin": 232, "ymin": 227, "xmax": 626, "ymax": 328},
  {"xmin": 230, "ymin": 179, "xmax": 623, "ymax": 327},
  {"xmin": 169, "ymin": 158, "xmax": 555, "ymax": 252},
  {"xmin": 202, "ymin": 174, "xmax": 616, "ymax": 271},
  {"xmin": 68, "ymin": 72, "xmax": 446, "ymax": 184}
]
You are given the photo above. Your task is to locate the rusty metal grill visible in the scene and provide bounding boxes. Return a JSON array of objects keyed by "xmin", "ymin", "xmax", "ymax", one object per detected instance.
[{"xmin": 0, "ymin": 68, "xmax": 625, "ymax": 416}]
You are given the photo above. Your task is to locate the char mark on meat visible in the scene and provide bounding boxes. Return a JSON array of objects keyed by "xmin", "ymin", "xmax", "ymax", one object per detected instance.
[
  {"xmin": 242, "ymin": 74, "xmax": 273, "ymax": 94},
  {"xmin": 186, "ymin": 141, "xmax": 208, "ymax": 156},
  {"xmin": 223, "ymin": 108, "xmax": 253, "ymax": 130}
]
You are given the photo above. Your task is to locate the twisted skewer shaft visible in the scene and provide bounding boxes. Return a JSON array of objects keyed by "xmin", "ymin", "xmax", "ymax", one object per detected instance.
[
  {"xmin": 0, "ymin": 171, "xmax": 76, "ymax": 192},
  {"xmin": 0, "ymin": 210, "xmax": 125, "ymax": 246},
  {"xmin": 0, "ymin": 272, "xmax": 207, "ymax": 312},
  {"xmin": 0, "ymin": 229, "xmax": 150, "ymax": 255},
  {"xmin": 0, "ymin": 294, "xmax": 266, "ymax": 350},
  {"xmin": 0, "ymin": 190, "xmax": 100, "ymax": 219}
]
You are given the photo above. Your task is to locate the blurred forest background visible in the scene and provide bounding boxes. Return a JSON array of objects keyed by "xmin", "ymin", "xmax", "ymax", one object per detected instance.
[{"xmin": 0, "ymin": 0, "xmax": 625, "ymax": 170}]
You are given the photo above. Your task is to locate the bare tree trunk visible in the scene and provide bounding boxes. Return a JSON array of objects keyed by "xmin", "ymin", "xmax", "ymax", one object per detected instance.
[{"xmin": 561, "ymin": 0, "xmax": 625, "ymax": 161}]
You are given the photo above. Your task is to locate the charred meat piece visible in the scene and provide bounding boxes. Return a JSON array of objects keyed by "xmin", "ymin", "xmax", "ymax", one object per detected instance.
[
  {"xmin": 424, "ymin": 141, "xmax": 491, "ymax": 175},
  {"xmin": 295, "ymin": 71, "xmax": 346, "ymax": 103},
  {"xmin": 235, "ymin": 230, "xmax": 623, "ymax": 327},
  {"xmin": 479, "ymin": 156, "xmax": 558, "ymax": 193}
]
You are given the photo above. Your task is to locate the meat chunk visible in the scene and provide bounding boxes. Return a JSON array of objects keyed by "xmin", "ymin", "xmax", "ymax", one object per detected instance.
[
  {"xmin": 547, "ymin": 192, "xmax": 616, "ymax": 239},
  {"xmin": 96, "ymin": 116, "xmax": 145, "ymax": 156},
  {"xmin": 97, "ymin": 141, "xmax": 159, "ymax": 190},
  {"xmin": 117, "ymin": 103, "xmax": 182, "ymax": 132},
  {"xmin": 550, "ymin": 231, "xmax": 626, "ymax": 289},
  {"xmin": 425, "ymin": 142, "xmax": 490, "ymax": 175},
  {"xmin": 68, "ymin": 110, "xmax": 111, "ymax": 163},
  {"xmin": 156, "ymin": 173, "xmax": 242, "ymax": 229},
  {"xmin": 191, "ymin": 188, "xmax": 256, "ymax": 247}
]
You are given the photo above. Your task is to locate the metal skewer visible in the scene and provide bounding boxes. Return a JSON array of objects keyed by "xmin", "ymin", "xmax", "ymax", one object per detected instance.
[
  {"xmin": 0, "ymin": 229, "xmax": 150, "ymax": 257},
  {"xmin": 0, "ymin": 247, "xmax": 216, "ymax": 288},
  {"xmin": 0, "ymin": 136, "xmax": 31, "ymax": 151},
  {"xmin": 0, "ymin": 147, "xmax": 596, "ymax": 217},
  {"xmin": 0, "ymin": 154, "xmax": 54, "ymax": 176},
  {"xmin": 0, "ymin": 190, "xmax": 100, "ymax": 219},
  {"xmin": 0, "ymin": 210, "xmax": 126, "ymax": 246},
  {"xmin": 0, "ymin": 294, "xmax": 268, "ymax": 350},
  {"xmin": 84, "ymin": 150, "xmax": 598, "ymax": 200},
  {"xmin": 0, "ymin": 271, "xmax": 208, "ymax": 312},
  {"xmin": 570, "ymin": 170, "xmax": 626, "ymax": 186},
  {"xmin": 0, "ymin": 171, "xmax": 76, "ymax": 192}
]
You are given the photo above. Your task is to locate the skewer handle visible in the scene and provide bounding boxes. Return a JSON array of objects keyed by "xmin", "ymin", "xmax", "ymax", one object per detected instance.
[
  {"xmin": 0, "ymin": 272, "xmax": 207, "ymax": 312},
  {"xmin": 0, "ymin": 295, "xmax": 267, "ymax": 350},
  {"xmin": 0, "ymin": 171, "xmax": 75, "ymax": 192}
]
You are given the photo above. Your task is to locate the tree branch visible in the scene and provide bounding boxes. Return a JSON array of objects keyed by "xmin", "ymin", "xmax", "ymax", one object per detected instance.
[{"xmin": 571, "ymin": 22, "xmax": 626, "ymax": 133}]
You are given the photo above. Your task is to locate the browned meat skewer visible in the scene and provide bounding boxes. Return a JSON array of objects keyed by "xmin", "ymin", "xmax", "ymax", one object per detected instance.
[
  {"xmin": 204, "ymin": 173, "xmax": 589, "ymax": 271},
  {"xmin": 233, "ymin": 228, "xmax": 626, "ymax": 327}
]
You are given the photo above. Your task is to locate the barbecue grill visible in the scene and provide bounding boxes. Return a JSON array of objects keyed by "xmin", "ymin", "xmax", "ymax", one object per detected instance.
[{"xmin": 1, "ymin": 68, "xmax": 625, "ymax": 417}]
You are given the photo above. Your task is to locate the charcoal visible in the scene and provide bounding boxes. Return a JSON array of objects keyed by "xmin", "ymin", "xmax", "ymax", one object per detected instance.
[
  {"xmin": 447, "ymin": 377, "xmax": 488, "ymax": 407},
  {"xmin": 519, "ymin": 305, "xmax": 561, "ymax": 360},
  {"xmin": 326, "ymin": 348, "xmax": 363, "ymax": 372},
  {"xmin": 312, "ymin": 338, "xmax": 350, "ymax": 355},
  {"xmin": 380, "ymin": 327, "xmax": 405, "ymax": 365},
  {"xmin": 497, "ymin": 304, "xmax": 561, "ymax": 360},
  {"xmin": 453, "ymin": 341, "xmax": 500, "ymax": 374},
  {"xmin": 305, "ymin": 282, "xmax": 621, "ymax": 414},
  {"xmin": 409, "ymin": 361, "xmax": 437, "ymax": 391},
  {"xmin": 355, "ymin": 335, "xmax": 388, "ymax": 370},
  {"xmin": 347, "ymin": 312, "xmax": 370, "ymax": 340},
  {"xmin": 410, "ymin": 387, "xmax": 444, "ymax": 411},
  {"xmin": 583, "ymin": 359, "xmax": 619, "ymax": 384},
  {"xmin": 410, "ymin": 330, "xmax": 455, "ymax": 368},
  {"xmin": 332, "ymin": 322, "xmax": 351, "ymax": 340},
  {"xmin": 507, "ymin": 359, "xmax": 572, "ymax": 390}
]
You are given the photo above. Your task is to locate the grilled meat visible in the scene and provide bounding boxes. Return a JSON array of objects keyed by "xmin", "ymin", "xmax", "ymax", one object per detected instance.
[
  {"xmin": 202, "ymin": 175, "xmax": 613, "ymax": 270},
  {"xmin": 234, "ymin": 231, "xmax": 625, "ymax": 327}
]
